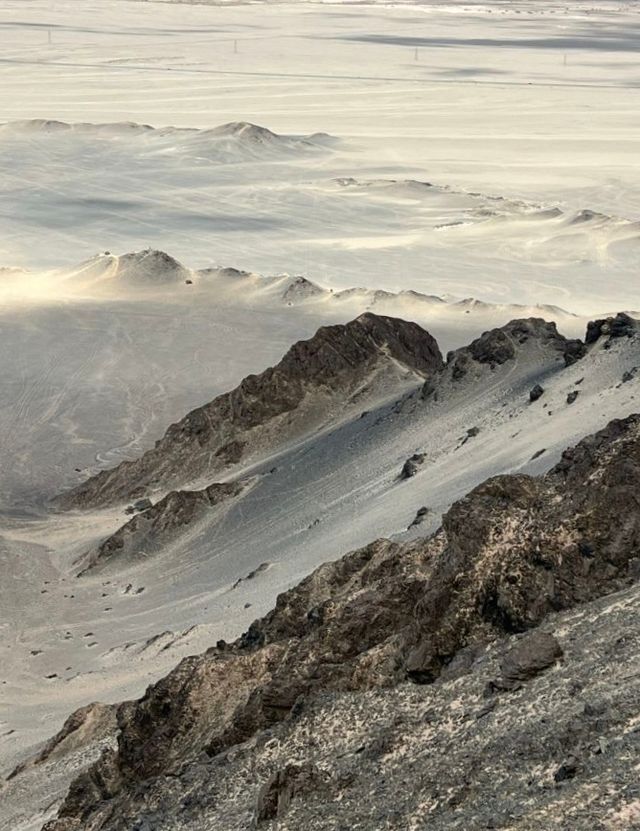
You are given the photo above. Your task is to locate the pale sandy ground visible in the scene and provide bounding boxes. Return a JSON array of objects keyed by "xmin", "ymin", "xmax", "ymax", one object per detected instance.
[
  {"xmin": 1, "ymin": 1, "xmax": 639, "ymax": 308},
  {"xmin": 1, "ymin": 2, "xmax": 640, "ymax": 828}
]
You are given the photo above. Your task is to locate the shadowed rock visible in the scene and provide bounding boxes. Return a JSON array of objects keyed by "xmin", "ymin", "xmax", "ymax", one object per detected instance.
[
  {"xmin": 254, "ymin": 763, "xmax": 325, "ymax": 826},
  {"xmin": 400, "ymin": 453, "xmax": 426, "ymax": 479},
  {"xmin": 529, "ymin": 383, "xmax": 545, "ymax": 402},
  {"xmin": 585, "ymin": 312, "xmax": 639, "ymax": 345},
  {"xmin": 491, "ymin": 631, "xmax": 563, "ymax": 691}
]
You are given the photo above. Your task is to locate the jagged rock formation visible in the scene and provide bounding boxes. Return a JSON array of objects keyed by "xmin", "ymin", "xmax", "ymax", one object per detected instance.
[
  {"xmin": 585, "ymin": 311, "xmax": 639, "ymax": 345},
  {"xmin": 442, "ymin": 318, "xmax": 586, "ymax": 384},
  {"xmin": 55, "ymin": 314, "xmax": 444, "ymax": 508},
  {"xmin": 42, "ymin": 413, "xmax": 640, "ymax": 831},
  {"xmin": 77, "ymin": 481, "xmax": 245, "ymax": 574}
]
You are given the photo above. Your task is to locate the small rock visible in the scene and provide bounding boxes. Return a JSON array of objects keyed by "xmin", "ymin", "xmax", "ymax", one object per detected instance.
[
  {"xmin": 495, "ymin": 631, "xmax": 563, "ymax": 690},
  {"xmin": 554, "ymin": 756, "xmax": 579, "ymax": 782},
  {"xmin": 566, "ymin": 390, "xmax": 579, "ymax": 405},
  {"xmin": 409, "ymin": 506, "xmax": 430, "ymax": 528},
  {"xmin": 529, "ymin": 384, "xmax": 545, "ymax": 402},
  {"xmin": 400, "ymin": 453, "xmax": 426, "ymax": 480}
]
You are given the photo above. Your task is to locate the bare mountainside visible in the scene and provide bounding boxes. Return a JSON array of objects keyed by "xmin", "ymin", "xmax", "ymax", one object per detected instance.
[
  {"xmin": 57, "ymin": 313, "xmax": 444, "ymax": 508},
  {"xmin": 3, "ymin": 311, "xmax": 640, "ymax": 831},
  {"xmin": 38, "ymin": 412, "xmax": 640, "ymax": 831}
]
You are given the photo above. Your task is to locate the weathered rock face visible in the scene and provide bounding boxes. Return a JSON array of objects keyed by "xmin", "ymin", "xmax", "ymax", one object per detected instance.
[
  {"xmin": 43, "ymin": 413, "xmax": 640, "ymax": 831},
  {"xmin": 78, "ymin": 480, "xmax": 246, "ymax": 574},
  {"xmin": 56, "ymin": 313, "xmax": 444, "ymax": 509},
  {"xmin": 585, "ymin": 311, "xmax": 639, "ymax": 345},
  {"xmin": 442, "ymin": 318, "xmax": 586, "ymax": 385},
  {"xmin": 7, "ymin": 703, "xmax": 117, "ymax": 782},
  {"xmin": 490, "ymin": 630, "xmax": 563, "ymax": 692},
  {"xmin": 406, "ymin": 415, "xmax": 640, "ymax": 682},
  {"xmin": 253, "ymin": 763, "xmax": 326, "ymax": 826}
]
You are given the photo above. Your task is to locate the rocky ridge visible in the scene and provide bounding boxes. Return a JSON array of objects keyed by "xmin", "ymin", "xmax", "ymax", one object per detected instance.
[
  {"xmin": 77, "ymin": 480, "xmax": 246, "ymax": 575},
  {"xmin": 40, "ymin": 412, "xmax": 640, "ymax": 830},
  {"xmin": 55, "ymin": 313, "xmax": 444, "ymax": 508}
]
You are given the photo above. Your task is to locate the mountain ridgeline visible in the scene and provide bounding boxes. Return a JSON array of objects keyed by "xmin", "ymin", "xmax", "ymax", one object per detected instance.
[{"xmin": 55, "ymin": 313, "xmax": 444, "ymax": 509}]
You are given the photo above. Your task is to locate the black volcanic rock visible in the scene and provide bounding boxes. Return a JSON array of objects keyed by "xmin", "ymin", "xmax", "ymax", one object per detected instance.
[
  {"xmin": 585, "ymin": 312, "xmax": 639, "ymax": 345},
  {"xmin": 56, "ymin": 314, "xmax": 444, "ymax": 509},
  {"xmin": 529, "ymin": 384, "xmax": 545, "ymax": 402},
  {"xmin": 442, "ymin": 318, "xmax": 586, "ymax": 384},
  {"xmin": 42, "ymin": 414, "xmax": 640, "ymax": 831}
]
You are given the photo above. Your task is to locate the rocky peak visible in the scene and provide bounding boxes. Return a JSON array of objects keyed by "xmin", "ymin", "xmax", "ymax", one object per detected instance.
[
  {"xmin": 585, "ymin": 312, "xmax": 639, "ymax": 345},
  {"xmin": 281, "ymin": 276, "xmax": 325, "ymax": 303},
  {"xmin": 446, "ymin": 318, "xmax": 586, "ymax": 374},
  {"xmin": 209, "ymin": 122, "xmax": 280, "ymax": 143},
  {"xmin": 421, "ymin": 318, "xmax": 587, "ymax": 395},
  {"xmin": 278, "ymin": 313, "xmax": 444, "ymax": 382},
  {"xmin": 56, "ymin": 314, "xmax": 443, "ymax": 509},
  {"xmin": 115, "ymin": 249, "xmax": 189, "ymax": 284}
]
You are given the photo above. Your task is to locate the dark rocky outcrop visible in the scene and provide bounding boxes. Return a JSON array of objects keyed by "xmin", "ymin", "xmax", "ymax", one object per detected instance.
[
  {"xmin": 78, "ymin": 481, "xmax": 245, "ymax": 574},
  {"xmin": 585, "ymin": 312, "xmax": 639, "ymax": 345},
  {"xmin": 56, "ymin": 314, "xmax": 444, "ymax": 509},
  {"xmin": 529, "ymin": 383, "xmax": 545, "ymax": 402},
  {"xmin": 406, "ymin": 414, "xmax": 640, "ymax": 682},
  {"xmin": 253, "ymin": 763, "xmax": 326, "ymax": 826},
  {"xmin": 443, "ymin": 318, "xmax": 586, "ymax": 383},
  {"xmin": 43, "ymin": 413, "xmax": 640, "ymax": 831},
  {"xmin": 489, "ymin": 631, "xmax": 563, "ymax": 692},
  {"xmin": 400, "ymin": 453, "xmax": 426, "ymax": 479}
]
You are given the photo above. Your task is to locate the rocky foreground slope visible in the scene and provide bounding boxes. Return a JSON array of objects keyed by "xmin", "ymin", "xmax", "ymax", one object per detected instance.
[
  {"xmin": 39, "ymin": 412, "xmax": 640, "ymax": 831},
  {"xmin": 57, "ymin": 313, "xmax": 443, "ymax": 509}
]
